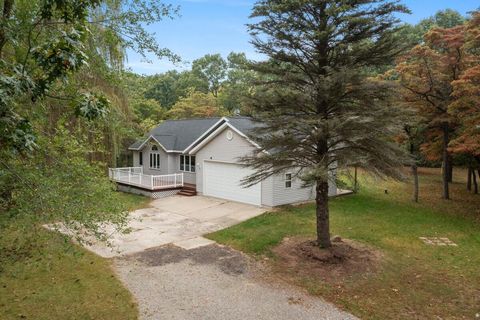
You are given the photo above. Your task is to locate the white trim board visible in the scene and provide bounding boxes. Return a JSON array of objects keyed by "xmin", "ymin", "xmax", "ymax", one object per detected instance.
[
  {"xmin": 129, "ymin": 135, "xmax": 183, "ymax": 153},
  {"xmin": 188, "ymin": 122, "xmax": 262, "ymax": 155},
  {"xmin": 183, "ymin": 117, "xmax": 228, "ymax": 153}
]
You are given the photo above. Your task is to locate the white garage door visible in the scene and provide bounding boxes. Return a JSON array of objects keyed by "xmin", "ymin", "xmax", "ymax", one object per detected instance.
[{"xmin": 203, "ymin": 161, "xmax": 261, "ymax": 205}]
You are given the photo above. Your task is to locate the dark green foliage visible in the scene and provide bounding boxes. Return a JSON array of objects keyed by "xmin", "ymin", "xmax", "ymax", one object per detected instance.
[
  {"xmin": 0, "ymin": 0, "xmax": 102, "ymax": 152},
  {"xmin": 192, "ymin": 53, "xmax": 228, "ymax": 97},
  {"xmin": 32, "ymin": 29, "xmax": 89, "ymax": 98},
  {"xmin": 0, "ymin": 0, "xmax": 178, "ymax": 153},
  {"xmin": 395, "ymin": 9, "xmax": 466, "ymax": 50},
  {"xmin": 144, "ymin": 70, "xmax": 209, "ymax": 109},
  {"xmin": 0, "ymin": 0, "xmax": 177, "ymax": 242},
  {"xmin": 0, "ymin": 128, "xmax": 134, "ymax": 253},
  {"xmin": 220, "ymin": 52, "xmax": 257, "ymax": 113},
  {"xmin": 243, "ymin": 0, "xmax": 410, "ymax": 246},
  {"xmin": 139, "ymin": 52, "xmax": 257, "ymax": 114},
  {"xmin": 75, "ymin": 92, "xmax": 110, "ymax": 120}
]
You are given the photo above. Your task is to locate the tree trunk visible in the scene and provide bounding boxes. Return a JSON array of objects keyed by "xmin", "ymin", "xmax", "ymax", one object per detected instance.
[
  {"xmin": 473, "ymin": 169, "xmax": 478, "ymax": 195},
  {"xmin": 441, "ymin": 125, "xmax": 450, "ymax": 200},
  {"xmin": 354, "ymin": 166, "xmax": 358, "ymax": 193},
  {"xmin": 467, "ymin": 167, "xmax": 472, "ymax": 191},
  {"xmin": 0, "ymin": 0, "xmax": 14, "ymax": 57},
  {"xmin": 412, "ymin": 164, "xmax": 419, "ymax": 202},
  {"xmin": 446, "ymin": 156, "xmax": 453, "ymax": 183},
  {"xmin": 478, "ymin": 169, "xmax": 480, "ymax": 188},
  {"xmin": 315, "ymin": 180, "xmax": 331, "ymax": 248}
]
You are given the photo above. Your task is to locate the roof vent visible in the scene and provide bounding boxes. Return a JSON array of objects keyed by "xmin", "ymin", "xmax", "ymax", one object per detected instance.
[{"xmin": 226, "ymin": 130, "xmax": 233, "ymax": 141}]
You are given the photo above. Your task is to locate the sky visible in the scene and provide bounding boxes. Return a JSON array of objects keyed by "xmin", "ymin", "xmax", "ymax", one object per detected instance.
[{"xmin": 126, "ymin": 0, "xmax": 480, "ymax": 75}]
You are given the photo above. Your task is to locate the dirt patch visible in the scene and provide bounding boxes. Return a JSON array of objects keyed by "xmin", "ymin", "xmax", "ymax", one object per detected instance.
[
  {"xmin": 121, "ymin": 243, "xmax": 248, "ymax": 275},
  {"xmin": 271, "ymin": 237, "xmax": 383, "ymax": 283}
]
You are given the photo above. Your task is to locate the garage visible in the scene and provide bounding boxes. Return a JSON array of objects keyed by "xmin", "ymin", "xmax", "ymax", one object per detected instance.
[{"xmin": 203, "ymin": 161, "xmax": 261, "ymax": 205}]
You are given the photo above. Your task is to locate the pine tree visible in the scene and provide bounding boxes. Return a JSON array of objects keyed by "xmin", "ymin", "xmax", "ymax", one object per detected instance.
[{"xmin": 243, "ymin": 0, "xmax": 409, "ymax": 248}]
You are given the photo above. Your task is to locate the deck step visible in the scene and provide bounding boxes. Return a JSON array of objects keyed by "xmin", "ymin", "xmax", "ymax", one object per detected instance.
[
  {"xmin": 178, "ymin": 184, "xmax": 197, "ymax": 196},
  {"xmin": 178, "ymin": 190, "xmax": 197, "ymax": 196}
]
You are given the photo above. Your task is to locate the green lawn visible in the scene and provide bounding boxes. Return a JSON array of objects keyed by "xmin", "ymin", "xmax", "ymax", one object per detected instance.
[
  {"xmin": 0, "ymin": 192, "xmax": 150, "ymax": 320},
  {"xmin": 207, "ymin": 168, "xmax": 480, "ymax": 319}
]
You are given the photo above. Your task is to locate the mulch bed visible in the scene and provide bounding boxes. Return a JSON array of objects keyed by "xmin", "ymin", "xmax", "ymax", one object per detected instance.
[{"xmin": 271, "ymin": 237, "xmax": 383, "ymax": 283}]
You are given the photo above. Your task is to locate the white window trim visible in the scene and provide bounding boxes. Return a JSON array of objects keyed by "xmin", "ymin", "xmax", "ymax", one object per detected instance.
[
  {"xmin": 180, "ymin": 155, "xmax": 196, "ymax": 173},
  {"xmin": 149, "ymin": 146, "xmax": 161, "ymax": 170},
  {"xmin": 285, "ymin": 173, "xmax": 292, "ymax": 189}
]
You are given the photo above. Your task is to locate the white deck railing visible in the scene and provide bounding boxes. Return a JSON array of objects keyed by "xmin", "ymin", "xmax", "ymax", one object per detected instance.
[{"xmin": 109, "ymin": 167, "xmax": 184, "ymax": 190}]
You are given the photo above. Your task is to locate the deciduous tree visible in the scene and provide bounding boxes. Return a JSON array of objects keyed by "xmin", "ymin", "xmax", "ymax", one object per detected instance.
[
  {"xmin": 0, "ymin": 0, "xmax": 178, "ymax": 241},
  {"xmin": 396, "ymin": 24, "xmax": 469, "ymax": 199},
  {"xmin": 192, "ymin": 54, "xmax": 227, "ymax": 97},
  {"xmin": 168, "ymin": 89, "xmax": 228, "ymax": 119},
  {"xmin": 450, "ymin": 11, "xmax": 480, "ymax": 192}
]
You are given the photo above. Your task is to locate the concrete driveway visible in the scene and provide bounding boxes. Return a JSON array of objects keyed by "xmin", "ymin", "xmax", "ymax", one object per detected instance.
[{"xmin": 85, "ymin": 196, "xmax": 267, "ymax": 257}]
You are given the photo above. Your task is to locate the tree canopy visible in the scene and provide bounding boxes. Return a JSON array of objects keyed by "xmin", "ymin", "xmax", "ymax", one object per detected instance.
[
  {"xmin": 0, "ymin": 0, "xmax": 178, "ymax": 242},
  {"xmin": 395, "ymin": 11, "xmax": 480, "ymax": 199}
]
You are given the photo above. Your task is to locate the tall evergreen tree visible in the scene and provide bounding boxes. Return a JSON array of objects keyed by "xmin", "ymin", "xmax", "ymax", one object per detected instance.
[{"xmin": 243, "ymin": 0, "xmax": 409, "ymax": 248}]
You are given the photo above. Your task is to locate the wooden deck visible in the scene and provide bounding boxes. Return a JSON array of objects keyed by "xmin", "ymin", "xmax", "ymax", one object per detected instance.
[{"xmin": 109, "ymin": 167, "xmax": 184, "ymax": 191}]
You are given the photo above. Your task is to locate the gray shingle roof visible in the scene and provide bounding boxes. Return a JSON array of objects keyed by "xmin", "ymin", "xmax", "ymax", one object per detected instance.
[
  {"xmin": 129, "ymin": 117, "xmax": 259, "ymax": 152},
  {"xmin": 227, "ymin": 117, "xmax": 262, "ymax": 135}
]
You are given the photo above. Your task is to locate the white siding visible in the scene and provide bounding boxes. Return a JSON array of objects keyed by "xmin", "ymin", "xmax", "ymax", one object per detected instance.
[
  {"xmin": 182, "ymin": 172, "xmax": 196, "ymax": 184},
  {"xmin": 270, "ymin": 171, "xmax": 338, "ymax": 206},
  {"xmin": 168, "ymin": 154, "xmax": 177, "ymax": 173},
  {"xmin": 131, "ymin": 147, "xmax": 197, "ymax": 184},
  {"xmin": 192, "ymin": 126, "xmax": 338, "ymax": 206},
  {"xmin": 133, "ymin": 151, "xmax": 140, "ymax": 167},
  {"xmin": 130, "ymin": 126, "xmax": 338, "ymax": 206},
  {"xmin": 137, "ymin": 143, "xmax": 169, "ymax": 176},
  {"xmin": 270, "ymin": 173, "xmax": 316, "ymax": 206},
  {"xmin": 260, "ymin": 176, "xmax": 274, "ymax": 207},
  {"xmin": 169, "ymin": 154, "xmax": 196, "ymax": 184},
  {"xmin": 203, "ymin": 161, "xmax": 261, "ymax": 205},
  {"xmin": 194, "ymin": 127, "xmax": 258, "ymax": 194}
]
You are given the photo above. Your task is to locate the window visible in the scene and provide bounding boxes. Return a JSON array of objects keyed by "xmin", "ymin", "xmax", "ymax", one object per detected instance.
[
  {"xmin": 285, "ymin": 173, "xmax": 292, "ymax": 188},
  {"xmin": 185, "ymin": 155, "xmax": 190, "ymax": 172},
  {"xmin": 191, "ymin": 156, "xmax": 196, "ymax": 172},
  {"xmin": 139, "ymin": 151, "xmax": 143, "ymax": 166},
  {"xmin": 180, "ymin": 155, "xmax": 196, "ymax": 173},
  {"xmin": 149, "ymin": 145, "xmax": 160, "ymax": 169}
]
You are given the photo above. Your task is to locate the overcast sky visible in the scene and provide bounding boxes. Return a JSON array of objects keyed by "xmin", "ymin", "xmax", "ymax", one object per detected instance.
[{"xmin": 126, "ymin": 0, "xmax": 480, "ymax": 75}]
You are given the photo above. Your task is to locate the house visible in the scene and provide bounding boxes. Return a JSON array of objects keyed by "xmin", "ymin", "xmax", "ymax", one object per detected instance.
[{"xmin": 109, "ymin": 116, "xmax": 337, "ymax": 206}]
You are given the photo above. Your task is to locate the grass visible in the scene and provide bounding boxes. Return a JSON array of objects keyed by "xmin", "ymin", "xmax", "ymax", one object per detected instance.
[
  {"xmin": 115, "ymin": 191, "xmax": 153, "ymax": 211},
  {"xmin": 0, "ymin": 192, "xmax": 150, "ymax": 320},
  {"xmin": 207, "ymin": 167, "xmax": 480, "ymax": 319}
]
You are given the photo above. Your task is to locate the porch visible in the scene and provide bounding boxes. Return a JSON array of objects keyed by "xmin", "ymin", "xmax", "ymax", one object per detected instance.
[{"xmin": 109, "ymin": 167, "xmax": 185, "ymax": 191}]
